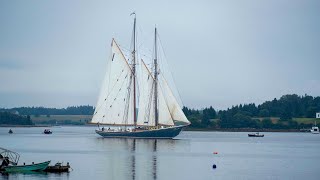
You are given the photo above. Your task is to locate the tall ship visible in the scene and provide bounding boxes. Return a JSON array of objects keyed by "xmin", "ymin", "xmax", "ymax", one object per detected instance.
[{"xmin": 91, "ymin": 14, "xmax": 190, "ymax": 138}]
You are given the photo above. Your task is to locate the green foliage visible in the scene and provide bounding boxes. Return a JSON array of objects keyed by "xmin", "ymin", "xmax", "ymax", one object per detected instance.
[
  {"xmin": 261, "ymin": 118, "xmax": 273, "ymax": 128},
  {"xmin": 184, "ymin": 94, "xmax": 320, "ymax": 129},
  {"xmin": 2, "ymin": 105, "xmax": 95, "ymax": 115},
  {"xmin": 0, "ymin": 112, "xmax": 34, "ymax": 125},
  {"xmin": 183, "ymin": 106, "xmax": 217, "ymax": 128},
  {"xmin": 259, "ymin": 109, "xmax": 270, "ymax": 117}
]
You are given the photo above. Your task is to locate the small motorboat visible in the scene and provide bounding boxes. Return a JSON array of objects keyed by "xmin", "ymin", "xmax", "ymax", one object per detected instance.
[
  {"xmin": 8, "ymin": 129, "xmax": 13, "ymax": 134},
  {"xmin": 43, "ymin": 129, "xmax": 52, "ymax": 134},
  {"xmin": 248, "ymin": 132, "xmax": 264, "ymax": 137},
  {"xmin": 44, "ymin": 162, "xmax": 70, "ymax": 172}
]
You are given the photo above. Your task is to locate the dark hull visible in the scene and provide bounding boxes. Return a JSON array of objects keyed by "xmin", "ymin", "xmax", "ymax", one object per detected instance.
[
  {"xmin": 44, "ymin": 165, "xmax": 70, "ymax": 172},
  {"xmin": 95, "ymin": 125, "xmax": 186, "ymax": 139},
  {"xmin": 248, "ymin": 134, "xmax": 264, "ymax": 137}
]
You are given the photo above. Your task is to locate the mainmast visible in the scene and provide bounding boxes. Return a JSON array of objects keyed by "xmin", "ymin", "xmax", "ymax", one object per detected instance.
[
  {"xmin": 132, "ymin": 13, "xmax": 137, "ymax": 128},
  {"xmin": 154, "ymin": 27, "xmax": 159, "ymax": 127}
]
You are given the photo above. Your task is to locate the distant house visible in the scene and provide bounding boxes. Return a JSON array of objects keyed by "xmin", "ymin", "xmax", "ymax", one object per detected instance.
[{"xmin": 317, "ymin": 113, "xmax": 320, "ymax": 119}]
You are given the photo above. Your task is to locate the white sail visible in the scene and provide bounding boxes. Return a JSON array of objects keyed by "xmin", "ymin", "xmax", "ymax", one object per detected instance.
[
  {"xmin": 137, "ymin": 60, "xmax": 156, "ymax": 126},
  {"xmin": 137, "ymin": 60, "xmax": 188, "ymax": 126},
  {"xmin": 158, "ymin": 82, "xmax": 175, "ymax": 125},
  {"xmin": 159, "ymin": 74, "xmax": 190, "ymax": 125},
  {"xmin": 91, "ymin": 39, "xmax": 135, "ymax": 125}
]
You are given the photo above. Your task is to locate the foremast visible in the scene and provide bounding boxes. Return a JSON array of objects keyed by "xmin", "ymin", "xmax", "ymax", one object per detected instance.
[
  {"xmin": 132, "ymin": 14, "xmax": 137, "ymax": 128},
  {"xmin": 153, "ymin": 27, "xmax": 159, "ymax": 127}
]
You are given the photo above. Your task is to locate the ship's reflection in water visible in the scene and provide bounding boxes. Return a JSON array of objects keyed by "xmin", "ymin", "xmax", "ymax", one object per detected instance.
[{"xmin": 95, "ymin": 138, "xmax": 188, "ymax": 180}]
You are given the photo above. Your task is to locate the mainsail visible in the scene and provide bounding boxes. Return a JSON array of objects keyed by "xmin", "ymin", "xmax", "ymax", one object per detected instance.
[{"xmin": 91, "ymin": 39, "xmax": 135, "ymax": 125}]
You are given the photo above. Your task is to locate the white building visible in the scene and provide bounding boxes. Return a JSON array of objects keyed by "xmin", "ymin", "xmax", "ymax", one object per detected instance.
[{"xmin": 316, "ymin": 113, "xmax": 320, "ymax": 119}]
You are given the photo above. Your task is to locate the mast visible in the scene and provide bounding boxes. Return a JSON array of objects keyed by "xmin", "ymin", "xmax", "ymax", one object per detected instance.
[
  {"xmin": 154, "ymin": 27, "xmax": 159, "ymax": 127},
  {"xmin": 132, "ymin": 14, "xmax": 137, "ymax": 128}
]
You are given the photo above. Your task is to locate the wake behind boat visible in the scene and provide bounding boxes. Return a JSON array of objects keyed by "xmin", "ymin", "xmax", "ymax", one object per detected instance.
[{"xmin": 91, "ymin": 14, "xmax": 190, "ymax": 139}]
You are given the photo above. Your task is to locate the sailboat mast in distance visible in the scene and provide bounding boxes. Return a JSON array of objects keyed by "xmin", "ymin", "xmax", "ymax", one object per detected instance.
[
  {"xmin": 154, "ymin": 27, "xmax": 159, "ymax": 127},
  {"xmin": 132, "ymin": 14, "xmax": 137, "ymax": 128}
]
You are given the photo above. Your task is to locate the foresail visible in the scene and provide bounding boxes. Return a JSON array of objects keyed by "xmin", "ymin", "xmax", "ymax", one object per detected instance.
[
  {"xmin": 137, "ymin": 60, "xmax": 175, "ymax": 126},
  {"xmin": 137, "ymin": 60, "xmax": 156, "ymax": 126},
  {"xmin": 91, "ymin": 39, "xmax": 135, "ymax": 125}
]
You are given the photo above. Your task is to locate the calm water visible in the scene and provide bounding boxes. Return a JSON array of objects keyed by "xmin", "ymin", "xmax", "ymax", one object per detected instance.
[{"xmin": 0, "ymin": 126, "xmax": 319, "ymax": 180}]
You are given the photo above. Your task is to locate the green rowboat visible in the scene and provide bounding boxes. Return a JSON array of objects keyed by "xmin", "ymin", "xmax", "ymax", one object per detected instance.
[
  {"xmin": 1, "ymin": 147, "xmax": 50, "ymax": 173},
  {"xmin": 3, "ymin": 161, "xmax": 51, "ymax": 172}
]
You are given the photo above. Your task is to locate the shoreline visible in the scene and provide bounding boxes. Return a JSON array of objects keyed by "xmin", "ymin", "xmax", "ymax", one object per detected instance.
[
  {"xmin": 0, "ymin": 125, "xmax": 51, "ymax": 127},
  {"xmin": 1, "ymin": 124, "xmax": 306, "ymax": 132}
]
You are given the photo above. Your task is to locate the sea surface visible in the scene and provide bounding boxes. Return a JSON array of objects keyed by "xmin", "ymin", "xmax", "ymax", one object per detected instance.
[{"xmin": 0, "ymin": 126, "xmax": 319, "ymax": 180}]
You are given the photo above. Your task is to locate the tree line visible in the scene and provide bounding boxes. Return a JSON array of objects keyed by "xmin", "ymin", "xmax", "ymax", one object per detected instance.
[
  {"xmin": 0, "ymin": 112, "xmax": 33, "ymax": 125},
  {"xmin": 0, "ymin": 105, "xmax": 95, "ymax": 116},
  {"xmin": 183, "ymin": 94, "xmax": 320, "ymax": 129}
]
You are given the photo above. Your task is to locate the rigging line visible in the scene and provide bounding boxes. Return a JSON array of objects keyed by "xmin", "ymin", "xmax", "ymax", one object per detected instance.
[
  {"xmin": 123, "ymin": 44, "xmax": 153, "ymax": 62},
  {"xmin": 106, "ymin": 70, "xmax": 131, "ymax": 109},
  {"xmin": 122, "ymin": 45, "xmax": 152, "ymax": 66},
  {"xmin": 157, "ymin": 33, "xmax": 185, "ymax": 107},
  {"xmin": 119, "ymin": 45, "xmax": 132, "ymax": 55}
]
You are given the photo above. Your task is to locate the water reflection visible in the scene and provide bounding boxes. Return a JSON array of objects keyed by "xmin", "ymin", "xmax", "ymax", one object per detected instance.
[
  {"xmin": 152, "ymin": 140, "xmax": 157, "ymax": 180},
  {"xmin": 131, "ymin": 139, "xmax": 136, "ymax": 180},
  {"xmin": 1, "ymin": 171, "xmax": 48, "ymax": 180},
  {"xmin": 94, "ymin": 138, "xmax": 188, "ymax": 180}
]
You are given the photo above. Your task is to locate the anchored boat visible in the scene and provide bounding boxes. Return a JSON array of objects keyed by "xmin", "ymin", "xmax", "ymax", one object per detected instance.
[
  {"xmin": 0, "ymin": 147, "xmax": 50, "ymax": 173},
  {"xmin": 248, "ymin": 132, "xmax": 264, "ymax": 137},
  {"xmin": 3, "ymin": 161, "xmax": 51, "ymax": 173},
  {"xmin": 91, "ymin": 14, "xmax": 190, "ymax": 138}
]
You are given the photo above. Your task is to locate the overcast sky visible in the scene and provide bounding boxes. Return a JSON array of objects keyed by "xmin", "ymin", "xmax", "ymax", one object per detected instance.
[{"xmin": 0, "ymin": 0, "xmax": 319, "ymax": 110}]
